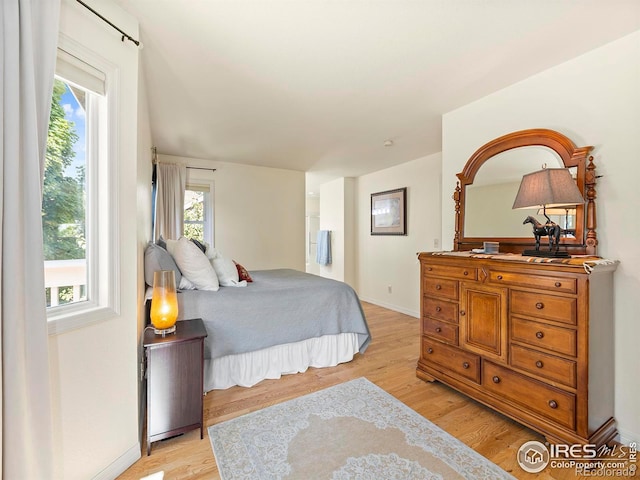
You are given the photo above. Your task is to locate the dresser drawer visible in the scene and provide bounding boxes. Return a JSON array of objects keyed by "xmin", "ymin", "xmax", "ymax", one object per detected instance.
[
  {"xmin": 421, "ymin": 338, "xmax": 480, "ymax": 383},
  {"xmin": 510, "ymin": 344, "xmax": 577, "ymax": 388},
  {"xmin": 423, "ymin": 297, "xmax": 458, "ymax": 323},
  {"xmin": 423, "ymin": 277, "xmax": 459, "ymax": 300},
  {"xmin": 483, "ymin": 361, "xmax": 576, "ymax": 429},
  {"xmin": 423, "ymin": 317, "xmax": 458, "ymax": 344},
  {"xmin": 511, "ymin": 317, "xmax": 577, "ymax": 357},
  {"xmin": 490, "ymin": 270, "xmax": 576, "ymax": 294},
  {"xmin": 424, "ymin": 263, "xmax": 477, "ymax": 280},
  {"xmin": 511, "ymin": 290, "xmax": 577, "ymax": 325}
]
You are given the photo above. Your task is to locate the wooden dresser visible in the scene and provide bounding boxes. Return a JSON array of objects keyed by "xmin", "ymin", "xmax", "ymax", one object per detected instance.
[{"xmin": 417, "ymin": 252, "xmax": 618, "ymax": 446}]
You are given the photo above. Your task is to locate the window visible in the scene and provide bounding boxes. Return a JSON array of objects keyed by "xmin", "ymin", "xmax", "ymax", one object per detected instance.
[
  {"xmin": 43, "ymin": 78, "xmax": 90, "ymax": 308},
  {"xmin": 45, "ymin": 42, "xmax": 117, "ymax": 333},
  {"xmin": 184, "ymin": 184, "xmax": 214, "ymax": 246}
]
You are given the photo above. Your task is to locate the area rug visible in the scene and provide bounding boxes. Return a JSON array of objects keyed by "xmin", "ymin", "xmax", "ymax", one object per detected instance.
[{"xmin": 208, "ymin": 377, "xmax": 515, "ymax": 479}]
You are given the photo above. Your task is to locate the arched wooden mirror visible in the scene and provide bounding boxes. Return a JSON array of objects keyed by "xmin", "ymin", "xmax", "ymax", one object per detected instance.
[{"xmin": 453, "ymin": 129, "xmax": 598, "ymax": 255}]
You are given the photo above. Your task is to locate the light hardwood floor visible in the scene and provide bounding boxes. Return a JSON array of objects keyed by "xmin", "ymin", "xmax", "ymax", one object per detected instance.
[{"xmin": 119, "ymin": 302, "xmax": 636, "ymax": 480}]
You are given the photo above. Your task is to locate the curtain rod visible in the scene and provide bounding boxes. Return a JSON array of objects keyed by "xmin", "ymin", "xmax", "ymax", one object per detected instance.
[
  {"xmin": 152, "ymin": 162, "xmax": 216, "ymax": 173},
  {"xmin": 152, "ymin": 147, "xmax": 216, "ymax": 172},
  {"xmin": 75, "ymin": 0, "xmax": 141, "ymax": 47}
]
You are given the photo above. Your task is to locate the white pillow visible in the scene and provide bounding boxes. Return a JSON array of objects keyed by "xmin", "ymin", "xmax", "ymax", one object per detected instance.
[
  {"xmin": 212, "ymin": 256, "xmax": 242, "ymax": 286},
  {"xmin": 171, "ymin": 237, "xmax": 219, "ymax": 291},
  {"xmin": 205, "ymin": 244, "xmax": 220, "ymax": 260},
  {"xmin": 165, "ymin": 238, "xmax": 179, "ymax": 257},
  {"xmin": 179, "ymin": 276, "xmax": 196, "ymax": 290},
  {"xmin": 162, "ymin": 238, "xmax": 197, "ymax": 290}
]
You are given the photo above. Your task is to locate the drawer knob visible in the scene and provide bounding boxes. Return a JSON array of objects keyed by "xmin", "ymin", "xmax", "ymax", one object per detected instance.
[
  {"xmin": 435, "ymin": 327, "xmax": 442, "ymax": 333},
  {"xmin": 536, "ymin": 360, "xmax": 544, "ymax": 368},
  {"xmin": 463, "ymin": 270, "xmax": 469, "ymax": 276},
  {"xmin": 555, "ymin": 281, "xmax": 562, "ymax": 288},
  {"xmin": 497, "ymin": 275, "xmax": 503, "ymax": 280},
  {"xmin": 428, "ymin": 267, "xmax": 433, "ymax": 271},
  {"xmin": 462, "ymin": 362, "xmax": 470, "ymax": 369},
  {"xmin": 492, "ymin": 376, "xmax": 501, "ymax": 384},
  {"xmin": 460, "ymin": 310, "xmax": 466, "ymax": 316},
  {"xmin": 548, "ymin": 400, "xmax": 558, "ymax": 409},
  {"xmin": 536, "ymin": 331, "xmax": 544, "ymax": 339},
  {"xmin": 435, "ymin": 284, "xmax": 442, "ymax": 290},
  {"xmin": 435, "ymin": 306, "xmax": 441, "ymax": 312},
  {"xmin": 536, "ymin": 302, "xmax": 544, "ymax": 310},
  {"xmin": 427, "ymin": 348, "xmax": 433, "ymax": 354}
]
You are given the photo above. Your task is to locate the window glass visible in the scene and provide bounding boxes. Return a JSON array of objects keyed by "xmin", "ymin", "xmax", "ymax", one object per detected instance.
[
  {"xmin": 184, "ymin": 184, "xmax": 213, "ymax": 245},
  {"xmin": 43, "ymin": 78, "xmax": 90, "ymax": 308}
]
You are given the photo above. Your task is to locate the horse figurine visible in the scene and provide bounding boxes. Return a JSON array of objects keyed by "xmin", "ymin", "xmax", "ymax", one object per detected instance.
[{"xmin": 523, "ymin": 215, "xmax": 561, "ymax": 251}]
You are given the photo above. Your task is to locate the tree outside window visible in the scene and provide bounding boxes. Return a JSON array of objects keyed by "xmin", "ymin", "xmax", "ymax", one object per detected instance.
[
  {"xmin": 43, "ymin": 79, "xmax": 87, "ymax": 306},
  {"xmin": 184, "ymin": 189, "xmax": 205, "ymax": 241}
]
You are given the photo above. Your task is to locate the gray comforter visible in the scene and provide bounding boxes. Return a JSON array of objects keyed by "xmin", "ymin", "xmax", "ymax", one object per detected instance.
[{"xmin": 176, "ymin": 269, "xmax": 371, "ymax": 360}]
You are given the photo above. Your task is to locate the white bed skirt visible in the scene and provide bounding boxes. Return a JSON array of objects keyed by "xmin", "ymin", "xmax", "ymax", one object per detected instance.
[{"xmin": 204, "ymin": 333, "xmax": 360, "ymax": 390}]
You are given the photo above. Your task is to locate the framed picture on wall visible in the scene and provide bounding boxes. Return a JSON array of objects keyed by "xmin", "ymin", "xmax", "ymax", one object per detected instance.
[{"xmin": 370, "ymin": 187, "xmax": 407, "ymax": 235}]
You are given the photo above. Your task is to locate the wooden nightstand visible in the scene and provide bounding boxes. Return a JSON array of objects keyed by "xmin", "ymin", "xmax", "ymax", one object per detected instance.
[{"xmin": 143, "ymin": 318, "xmax": 208, "ymax": 455}]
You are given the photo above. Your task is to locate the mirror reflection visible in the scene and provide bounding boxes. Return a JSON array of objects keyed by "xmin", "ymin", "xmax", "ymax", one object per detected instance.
[{"xmin": 464, "ymin": 146, "xmax": 577, "ymax": 237}]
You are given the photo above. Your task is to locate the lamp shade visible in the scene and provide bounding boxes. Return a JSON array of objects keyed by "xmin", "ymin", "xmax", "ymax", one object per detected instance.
[
  {"xmin": 512, "ymin": 168, "xmax": 584, "ymax": 210},
  {"xmin": 537, "ymin": 206, "xmax": 577, "ymax": 216},
  {"xmin": 150, "ymin": 270, "xmax": 178, "ymax": 335}
]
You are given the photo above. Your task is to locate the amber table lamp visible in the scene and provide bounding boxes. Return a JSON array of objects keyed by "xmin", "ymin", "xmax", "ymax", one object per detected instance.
[{"xmin": 150, "ymin": 270, "xmax": 178, "ymax": 335}]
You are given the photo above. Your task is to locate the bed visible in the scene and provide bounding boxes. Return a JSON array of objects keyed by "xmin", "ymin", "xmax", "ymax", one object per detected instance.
[{"xmin": 172, "ymin": 268, "xmax": 371, "ymax": 391}]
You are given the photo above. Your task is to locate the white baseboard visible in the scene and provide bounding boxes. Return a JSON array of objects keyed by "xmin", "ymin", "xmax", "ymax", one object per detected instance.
[
  {"xmin": 358, "ymin": 296, "xmax": 419, "ymax": 318},
  {"xmin": 619, "ymin": 428, "xmax": 640, "ymax": 445},
  {"xmin": 92, "ymin": 442, "xmax": 141, "ymax": 480}
]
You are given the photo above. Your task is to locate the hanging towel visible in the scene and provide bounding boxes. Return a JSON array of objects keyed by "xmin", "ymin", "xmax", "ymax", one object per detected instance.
[{"xmin": 316, "ymin": 230, "xmax": 332, "ymax": 266}]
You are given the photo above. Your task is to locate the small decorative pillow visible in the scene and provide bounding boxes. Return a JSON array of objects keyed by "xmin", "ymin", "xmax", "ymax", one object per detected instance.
[
  {"xmin": 171, "ymin": 237, "xmax": 219, "ymax": 291},
  {"xmin": 234, "ymin": 261, "xmax": 253, "ymax": 282},
  {"xmin": 144, "ymin": 242, "xmax": 182, "ymax": 286}
]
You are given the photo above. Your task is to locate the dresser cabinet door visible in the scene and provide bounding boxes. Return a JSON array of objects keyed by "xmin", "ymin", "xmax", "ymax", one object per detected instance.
[{"xmin": 460, "ymin": 283, "xmax": 508, "ymax": 363}]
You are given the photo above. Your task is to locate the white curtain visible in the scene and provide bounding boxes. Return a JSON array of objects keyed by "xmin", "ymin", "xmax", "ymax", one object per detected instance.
[
  {"xmin": 1, "ymin": 0, "xmax": 60, "ymax": 478},
  {"xmin": 155, "ymin": 162, "xmax": 187, "ymax": 241}
]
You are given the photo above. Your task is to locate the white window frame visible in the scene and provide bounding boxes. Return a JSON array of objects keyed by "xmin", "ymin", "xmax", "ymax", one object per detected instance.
[
  {"xmin": 47, "ymin": 34, "xmax": 120, "ymax": 335},
  {"xmin": 184, "ymin": 180, "xmax": 215, "ymax": 247}
]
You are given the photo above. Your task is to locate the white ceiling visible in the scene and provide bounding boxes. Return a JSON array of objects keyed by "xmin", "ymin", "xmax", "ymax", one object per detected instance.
[{"xmin": 116, "ymin": 0, "xmax": 640, "ymax": 191}]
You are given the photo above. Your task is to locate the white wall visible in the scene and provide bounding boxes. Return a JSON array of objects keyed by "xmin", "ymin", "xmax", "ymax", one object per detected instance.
[
  {"xmin": 442, "ymin": 31, "xmax": 640, "ymax": 443},
  {"xmin": 319, "ymin": 177, "xmax": 356, "ymax": 286},
  {"xmin": 356, "ymin": 153, "xmax": 442, "ymax": 317},
  {"xmin": 306, "ymin": 194, "xmax": 320, "ymax": 216},
  {"xmin": 48, "ymin": 0, "xmax": 141, "ymax": 478},
  {"xmin": 158, "ymin": 154, "xmax": 306, "ymax": 271}
]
